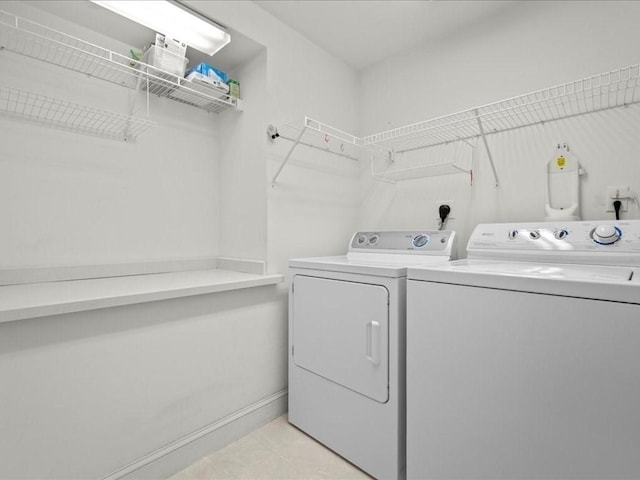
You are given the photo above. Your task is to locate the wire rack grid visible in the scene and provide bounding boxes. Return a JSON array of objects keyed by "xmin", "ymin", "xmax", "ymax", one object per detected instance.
[
  {"xmin": 0, "ymin": 10, "xmax": 139, "ymax": 88},
  {"xmin": 137, "ymin": 70, "xmax": 237, "ymax": 114},
  {"xmin": 363, "ymin": 64, "xmax": 640, "ymax": 152},
  {"xmin": 369, "ymin": 136, "xmax": 474, "ymax": 183},
  {"xmin": 0, "ymin": 85, "xmax": 157, "ymax": 141},
  {"xmin": 0, "ymin": 9, "xmax": 239, "ymax": 115}
]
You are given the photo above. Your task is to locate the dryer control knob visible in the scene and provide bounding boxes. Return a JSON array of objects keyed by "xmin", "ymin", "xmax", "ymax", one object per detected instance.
[
  {"xmin": 554, "ymin": 229, "xmax": 569, "ymax": 240},
  {"xmin": 507, "ymin": 229, "xmax": 519, "ymax": 239},
  {"xmin": 529, "ymin": 230, "xmax": 541, "ymax": 240},
  {"xmin": 592, "ymin": 225, "xmax": 621, "ymax": 245},
  {"xmin": 412, "ymin": 233, "xmax": 430, "ymax": 248}
]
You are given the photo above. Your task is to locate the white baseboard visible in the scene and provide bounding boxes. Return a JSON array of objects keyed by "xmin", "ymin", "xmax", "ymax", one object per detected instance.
[{"xmin": 102, "ymin": 389, "xmax": 288, "ymax": 480}]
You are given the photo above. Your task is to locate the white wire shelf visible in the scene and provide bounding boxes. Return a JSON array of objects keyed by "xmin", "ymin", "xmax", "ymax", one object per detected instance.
[
  {"xmin": 0, "ymin": 85, "xmax": 157, "ymax": 141},
  {"xmin": 136, "ymin": 65, "xmax": 239, "ymax": 114},
  {"xmin": 270, "ymin": 65, "xmax": 640, "ymax": 186},
  {"xmin": 0, "ymin": 9, "xmax": 239, "ymax": 115},
  {"xmin": 363, "ymin": 64, "xmax": 640, "ymax": 186},
  {"xmin": 372, "ymin": 161, "xmax": 470, "ymax": 183},
  {"xmin": 363, "ymin": 64, "xmax": 640, "ymax": 150},
  {"xmin": 269, "ymin": 117, "xmax": 371, "ymax": 186},
  {"xmin": 370, "ymin": 140, "xmax": 473, "ymax": 183}
]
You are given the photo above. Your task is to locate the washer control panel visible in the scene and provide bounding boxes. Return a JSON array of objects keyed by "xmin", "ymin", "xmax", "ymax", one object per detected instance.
[
  {"xmin": 350, "ymin": 230, "xmax": 456, "ymax": 253},
  {"xmin": 467, "ymin": 220, "xmax": 640, "ymax": 265}
]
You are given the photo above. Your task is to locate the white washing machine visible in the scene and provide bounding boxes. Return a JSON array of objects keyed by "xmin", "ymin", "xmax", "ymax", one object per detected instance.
[
  {"xmin": 288, "ymin": 230, "xmax": 457, "ymax": 480},
  {"xmin": 406, "ymin": 220, "xmax": 640, "ymax": 480}
]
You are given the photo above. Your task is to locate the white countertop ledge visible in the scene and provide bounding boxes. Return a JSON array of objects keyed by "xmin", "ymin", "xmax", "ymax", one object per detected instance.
[{"xmin": 0, "ymin": 269, "xmax": 284, "ymax": 324}]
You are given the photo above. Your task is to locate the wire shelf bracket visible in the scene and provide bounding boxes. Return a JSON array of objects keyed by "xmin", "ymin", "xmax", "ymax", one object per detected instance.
[
  {"xmin": 474, "ymin": 109, "xmax": 499, "ymax": 187},
  {"xmin": 269, "ymin": 117, "xmax": 371, "ymax": 187}
]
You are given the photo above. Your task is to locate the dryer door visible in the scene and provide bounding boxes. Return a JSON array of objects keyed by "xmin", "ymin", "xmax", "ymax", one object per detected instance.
[{"xmin": 292, "ymin": 275, "xmax": 389, "ymax": 403}]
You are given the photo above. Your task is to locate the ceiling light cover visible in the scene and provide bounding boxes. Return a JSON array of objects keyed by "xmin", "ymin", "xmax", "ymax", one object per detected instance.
[{"xmin": 91, "ymin": 0, "xmax": 230, "ymax": 55}]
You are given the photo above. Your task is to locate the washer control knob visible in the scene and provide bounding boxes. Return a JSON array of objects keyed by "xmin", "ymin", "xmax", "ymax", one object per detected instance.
[
  {"xmin": 356, "ymin": 234, "xmax": 368, "ymax": 246},
  {"xmin": 368, "ymin": 235, "xmax": 379, "ymax": 246},
  {"xmin": 507, "ymin": 229, "xmax": 519, "ymax": 239},
  {"xmin": 554, "ymin": 229, "xmax": 569, "ymax": 240},
  {"xmin": 412, "ymin": 233, "xmax": 430, "ymax": 248},
  {"xmin": 592, "ymin": 225, "xmax": 622, "ymax": 245},
  {"xmin": 529, "ymin": 230, "xmax": 541, "ymax": 240}
]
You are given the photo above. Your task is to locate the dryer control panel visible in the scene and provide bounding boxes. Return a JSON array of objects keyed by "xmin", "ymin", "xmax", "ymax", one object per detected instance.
[
  {"xmin": 467, "ymin": 220, "xmax": 640, "ymax": 266},
  {"xmin": 350, "ymin": 230, "xmax": 456, "ymax": 254}
]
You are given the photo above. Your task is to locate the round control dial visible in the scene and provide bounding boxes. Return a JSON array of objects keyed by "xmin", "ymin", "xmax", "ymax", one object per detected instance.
[
  {"xmin": 554, "ymin": 229, "xmax": 569, "ymax": 240},
  {"xmin": 507, "ymin": 230, "xmax": 519, "ymax": 240},
  {"xmin": 368, "ymin": 235, "xmax": 379, "ymax": 246},
  {"xmin": 412, "ymin": 233, "xmax": 430, "ymax": 248},
  {"xmin": 591, "ymin": 225, "xmax": 622, "ymax": 245},
  {"xmin": 529, "ymin": 230, "xmax": 541, "ymax": 240},
  {"xmin": 356, "ymin": 234, "xmax": 367, "ymax": 246}
]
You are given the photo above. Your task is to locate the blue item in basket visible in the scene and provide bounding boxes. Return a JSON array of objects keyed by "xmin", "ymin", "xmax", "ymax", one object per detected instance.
[{"xmin": 188, "ymin": 63, "xmax": 228, "ymax": 84}]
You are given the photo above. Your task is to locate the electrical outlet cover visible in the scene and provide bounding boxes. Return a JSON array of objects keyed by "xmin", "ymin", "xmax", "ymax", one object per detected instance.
[{"xmin": 605, "ymin": 186, "xmax": 630, "ymax": 213}]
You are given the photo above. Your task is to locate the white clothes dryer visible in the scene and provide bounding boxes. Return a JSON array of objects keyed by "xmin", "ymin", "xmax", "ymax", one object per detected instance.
[
  {"xmin": 288, "ymin": 230, "xmax": 457, "ymax": 480},
  {"xmin": 406, "ymin": 220, "xmax": 640, "ymax": 480}
]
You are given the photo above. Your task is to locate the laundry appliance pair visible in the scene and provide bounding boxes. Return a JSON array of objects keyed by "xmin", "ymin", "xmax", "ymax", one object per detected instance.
[{"xmin": 288, "ymin": 220, "xmax": 640, "ymax": 480}]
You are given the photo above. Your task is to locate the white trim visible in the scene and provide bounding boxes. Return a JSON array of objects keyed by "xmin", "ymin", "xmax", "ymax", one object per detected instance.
[
  {"xmin": 216, "ymin": 257, "xmax": 266, "ymax": 275},
  {"xmin": 102, "ymin": 390, "xmax": 288, "ymax": 480},
  {"xmin": 0, "ymin": 258, "xmax": 218, "ymax": 286}
]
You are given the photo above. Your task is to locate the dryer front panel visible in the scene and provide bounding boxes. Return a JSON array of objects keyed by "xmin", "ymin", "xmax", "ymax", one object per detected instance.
[{"xmin": 292, "ymin": 275, "xmax": 389, "ymax": 403}]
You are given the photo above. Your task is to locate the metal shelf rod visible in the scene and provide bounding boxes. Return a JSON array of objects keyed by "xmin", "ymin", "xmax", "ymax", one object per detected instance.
[
  {"xmin": 475, "ymin": 109, "xmax": 499, "ymax": 187},
  {"xmin": 276, "ymin": 133, "xmax": 361, "ymax": 161},
  {"xmin": 271, "ymin": 125, "xmax": 307, "ymax": 187}
]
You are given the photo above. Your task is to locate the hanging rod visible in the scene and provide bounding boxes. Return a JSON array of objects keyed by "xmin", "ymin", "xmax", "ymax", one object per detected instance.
[{"xmin": 275, "ymin": 133, "xmax": 362, "ymax": 161}]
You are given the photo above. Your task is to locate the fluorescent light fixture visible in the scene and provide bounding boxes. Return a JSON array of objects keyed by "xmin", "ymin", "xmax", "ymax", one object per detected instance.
[{"xmin": 91, "ymin": 0, "xmax": 230, "ymax": 55}]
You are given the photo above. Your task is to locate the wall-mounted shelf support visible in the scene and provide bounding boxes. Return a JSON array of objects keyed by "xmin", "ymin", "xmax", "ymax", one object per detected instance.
[
  {"xmin": 474, "ymin": 108, "xmax": 500, "ymax": 187},
  {"xmin": 270, "ymin": 122, "xmax": 307, "ymax": 187},
  {"xmin": 269, "ymin": 117, "xmax": 366, "ymax": 187}
]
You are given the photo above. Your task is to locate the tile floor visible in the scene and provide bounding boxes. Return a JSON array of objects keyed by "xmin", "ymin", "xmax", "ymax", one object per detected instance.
[{"xmin": 167, "ymin": 415, "xmax": 373, "ymax": 480}]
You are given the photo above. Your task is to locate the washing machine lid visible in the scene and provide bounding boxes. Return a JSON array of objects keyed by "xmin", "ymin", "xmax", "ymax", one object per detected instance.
[
  {"xmin": 408, "ymin": 259, "xmax": 640, "ymax": 304},
  {"xmin": 289, "ymin": 230, "xmax": 457, "ymax": 278}
]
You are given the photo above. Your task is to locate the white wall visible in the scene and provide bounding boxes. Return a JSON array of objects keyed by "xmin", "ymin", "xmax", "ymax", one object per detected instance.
[
  {"xmin": 358, "ymin": 1, "xmax": 640, "ymax": 253},
  {"xmin": 0, "ymin": 1, "xmax": 221, "ymax": 270},
  {"xmin": 190, "ymin": 1, "xmax": 363, "ymax": 275},
  {"xmin": 0, "ymin": 286, "xmax": 286, "ymax": 479},
  {"xmin": 0, "ymin": 1, "xmax": 362, "ymax": 478},
  {"xmin": 218, "ymin": 49, "xmax": 269, "ymax": 262},
  {"xmin": 8, "ymin": 1, "xmax": 637, "ymax": 477}
]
